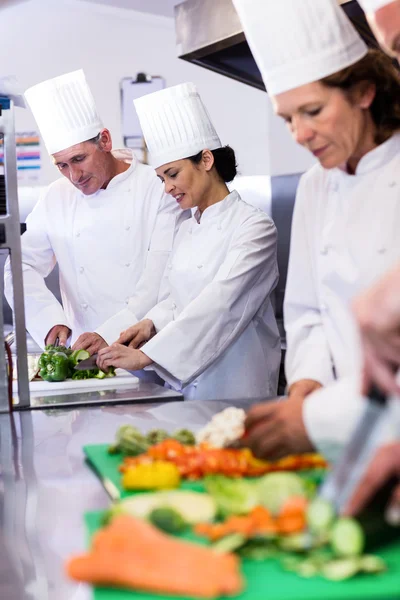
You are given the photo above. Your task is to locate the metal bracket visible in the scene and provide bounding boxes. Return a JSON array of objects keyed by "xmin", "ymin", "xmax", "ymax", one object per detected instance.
[{"xmin": 0, "ymin": 97, "xmax": 30, "ymax": 411}]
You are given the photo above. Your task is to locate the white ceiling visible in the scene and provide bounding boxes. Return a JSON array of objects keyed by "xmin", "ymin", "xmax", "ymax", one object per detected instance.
[{"xmin": 79, "ymin": 0, "xmax": 178, "ymax": 17}]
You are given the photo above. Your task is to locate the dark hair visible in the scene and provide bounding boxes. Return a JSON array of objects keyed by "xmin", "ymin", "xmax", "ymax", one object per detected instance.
[
  {"xmin": 188, "ymin": 145, "xmax": 237, "ymax": 182},
  {"xmin": 87, "ymin": 132, "xmax": 101, "ymax": 145},
  {"xmin": 321, "ymin": 49, "xmax": 400, "ymax": 144}
]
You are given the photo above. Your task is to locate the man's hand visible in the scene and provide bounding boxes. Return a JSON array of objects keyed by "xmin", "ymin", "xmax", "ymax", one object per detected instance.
[
  {"xmin": 243, "ymin": 395, "xmax": 315, "ymax": 461},
  {"xmin": 352, "ymin": 263, "xmax": 400, "ymax": 395},
  {"xmin": 72, "ymin": 332, "xmax": 108, "ymax": 355},
  {"xmin": 97, "ymin": 344, "xmax": 153, "ymax": 372},
  {"xmin": 344, "ymin": 443, "xmax": 400, "ymax": 524},
  {"xmin": 45, "ymin": 324, "xmax": 71, "ymax": 346},
  {"xmin": 117, "ymin": 319, "xmax": 156, "ymax": 349}
]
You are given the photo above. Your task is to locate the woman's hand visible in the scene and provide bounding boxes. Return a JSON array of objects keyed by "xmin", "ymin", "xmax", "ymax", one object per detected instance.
[
  {"xmin": 117, "ymin": 319, "xmax": 156, "ymax": 349},
  {"xmin": 97, "ymin": 344, "xmax": 153, "ymax": 372}
]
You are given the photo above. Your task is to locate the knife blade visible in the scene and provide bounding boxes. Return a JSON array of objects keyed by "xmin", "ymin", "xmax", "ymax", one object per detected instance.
[
  {"xmin": 74, "ymin": 340, "xmax": 132, "ymax": 370},
  {"xmin": 317, "ymin": 384, "xmax": 389, "ymax": 515},
  {"xmin": 74, "ymin": 353, "xmax": 99, "ymax": 370}
]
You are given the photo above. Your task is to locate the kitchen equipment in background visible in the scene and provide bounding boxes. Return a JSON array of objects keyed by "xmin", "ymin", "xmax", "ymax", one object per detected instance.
[
  {"xmin": 175, "ymin": 0, "xmax": 382, "ymax": 91},
  {"xmin": 121, "ymin": 73, "xmax": 165, "ymax": 163},
  {"xmin": 0, "ymin": 95, "xmax": 30, "ymax": 412}
]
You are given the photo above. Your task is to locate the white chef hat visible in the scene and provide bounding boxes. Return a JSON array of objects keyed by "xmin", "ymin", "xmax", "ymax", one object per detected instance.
[
  {"xmin": 24, "ymin": 69, "xmax": 103, "ymax": 155},
  {"xmin": 232, "ymin": 0, "xmax": 368, "ymax": 96},
  {"xmin": 134, "ymin": 82, "xmax": 221, "ymax": 168},
  {"xmin": 358, "ymin": 0, "xmax": 393, "ymax": 13}
]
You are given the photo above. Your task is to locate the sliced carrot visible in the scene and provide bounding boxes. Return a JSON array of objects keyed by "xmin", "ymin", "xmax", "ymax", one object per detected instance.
[{"xmin": 67, "ymin": 515, "xmax": 243, "ymax": 599}]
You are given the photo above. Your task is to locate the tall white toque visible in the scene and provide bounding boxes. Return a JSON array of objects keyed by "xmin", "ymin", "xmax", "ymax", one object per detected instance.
[
  {"xmin": 232, "ymin": 0, "xmax": 368, "ymax": 95},
  {"xmin": 25, "ymin": 69, "xmax": 103, "ymax": 154},
  {"xmin": 134, "ymin": 82, "xmax": 221, "ymax": 168}
]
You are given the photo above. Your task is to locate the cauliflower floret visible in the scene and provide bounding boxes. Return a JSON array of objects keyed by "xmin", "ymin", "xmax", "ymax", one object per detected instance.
[{"xmin": 196, "ymin": 407, "xmax": 246, "ymax": 448}]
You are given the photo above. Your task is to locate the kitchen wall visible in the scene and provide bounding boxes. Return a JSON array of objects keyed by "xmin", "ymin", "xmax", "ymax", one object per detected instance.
[{"xmin": 2, "ymin": 0, "xmax": 315, "ymax": 186}]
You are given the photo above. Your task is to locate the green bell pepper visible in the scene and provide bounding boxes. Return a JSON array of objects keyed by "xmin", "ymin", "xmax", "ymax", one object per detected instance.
[{"xmin": 39, "ymin": 351, "xmax": 70, "ymax": 382}]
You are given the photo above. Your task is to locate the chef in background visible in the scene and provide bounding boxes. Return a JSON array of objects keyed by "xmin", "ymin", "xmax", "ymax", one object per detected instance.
[
  {"xmin": 4, "ymin": 69, "xmax": 186, "ymax": 354},
  {"xmin": 97, "ymin": 82, "xmax": 281, "ymax": 401},
  {"xmin": 335, "ymin": 0, "xmax": 400, "ymax": 524},
  {"xmin": 351, "ymin": 0, "xmax": 400, "ymax": 396},
  {"xmin": 232, "ymin": 0, "xmax": 400, "ymax": 461}
]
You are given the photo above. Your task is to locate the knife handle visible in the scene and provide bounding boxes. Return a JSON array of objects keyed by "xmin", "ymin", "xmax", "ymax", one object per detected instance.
[{"xmin": 368, "ymin": 383, "xmax": 387, "ymax": 406}]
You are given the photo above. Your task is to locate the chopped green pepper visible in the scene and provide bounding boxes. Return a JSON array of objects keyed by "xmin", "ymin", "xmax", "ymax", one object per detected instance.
[{"xmin": 39, "ymin": 351, "xmax": 70, "ymax": 382}]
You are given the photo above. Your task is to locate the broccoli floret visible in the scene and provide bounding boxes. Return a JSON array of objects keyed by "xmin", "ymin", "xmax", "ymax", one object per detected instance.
[
  {"xmin": 146, "ymin": 429, "xmax": 170, "ymax": 445},
  {"xmin": 173, "ymin": 428, "xmax": 196, "ymax": 445}
]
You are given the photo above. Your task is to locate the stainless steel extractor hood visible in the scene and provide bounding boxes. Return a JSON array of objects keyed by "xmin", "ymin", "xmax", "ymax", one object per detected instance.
[{"xmin": 175, "ymin": 0, "xmax": 381, "ymax": 91}]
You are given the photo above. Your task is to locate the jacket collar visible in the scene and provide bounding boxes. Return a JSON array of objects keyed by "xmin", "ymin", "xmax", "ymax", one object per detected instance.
[
  {"xmin": 192, "ymin": 190, "xmax": 239, "ymax": 224},
  {"xmin": 336, "ymin": 132, "xmax": 400, "ymax": 177}
]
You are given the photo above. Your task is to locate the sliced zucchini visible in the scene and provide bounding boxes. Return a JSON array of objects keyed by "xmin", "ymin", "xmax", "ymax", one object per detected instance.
[
  {"xmin": 330, "ymin": 517, "xmax": 365, "ymax": 557},
  {"xmin": 307, "ymin": 498, "xmax": 335, "ymax": 535},
  {"xmin": 359, "ymin": 555, "xmax": 387, "ymax": 574},
  {"xmin": 278, "ymin": 532, "xmax": 312, "ymax": 553},
  {"xmin": 295, "ymin": 559, "xmax": 320, "ymax": 578},
  {"xmin": 116, "ymin": 490, "xmax": 216, "ymax": 524},
  {"xmin": 321, "ymin": 558, "xmax": 360, "ymax": 581},
  {"xmin": 281, "ymin": 555, "xmax": 304, "ymax": 572},
  {"xmin": 211, "ymin": 533, "xmax": 247, "ymax": 554},
  {"xmin": 239, "ymin": 539, "xmax": 277, "ymax": 561}
]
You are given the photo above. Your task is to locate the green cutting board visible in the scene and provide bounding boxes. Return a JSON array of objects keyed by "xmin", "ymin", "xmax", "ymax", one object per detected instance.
[
  {"xmin": 83, "ymin": 444, "xmax": 326, "ymax": 501},
  {"xmin": 84, "ymin": 511, "xmax": 400, "ymax": 600},
  {"xmin": 83, "ymin": 444, "xmax": 205, "ymax": 500}
]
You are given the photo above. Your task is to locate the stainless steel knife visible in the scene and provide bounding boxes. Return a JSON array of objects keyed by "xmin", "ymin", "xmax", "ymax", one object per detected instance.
[
  {"xmin": 74, "ymin": 353, "xmax": 98, "ymax": 370},
  {"xmin": 74, "ymin": 341, "xmax": 132, "ymax": 371},
  {"xmin": 318, "ymin": 384, "xmax": 390, "ymax": 514}
]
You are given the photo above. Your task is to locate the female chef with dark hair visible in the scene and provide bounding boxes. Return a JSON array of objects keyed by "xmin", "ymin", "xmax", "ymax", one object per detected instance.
[
  {"xmin": 97, "ymin": 83, "xmax": 281, "ymax": 400},
  {"xmin": 230, "ymin": 0, "xmax": 400, "ymax": 460}
]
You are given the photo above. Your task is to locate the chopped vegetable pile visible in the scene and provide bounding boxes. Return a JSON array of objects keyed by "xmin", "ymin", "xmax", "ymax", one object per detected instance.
[
  {"xmin": 38, "ymin": 345, "xmax": 115, "ymax": 382},
  {"xmin": 108, "ymin": 425, "xmax": 196, "ymax": 456},
  {"xmin": 119, "ymin": 438, "xmax": 328, "ymax": 481}
]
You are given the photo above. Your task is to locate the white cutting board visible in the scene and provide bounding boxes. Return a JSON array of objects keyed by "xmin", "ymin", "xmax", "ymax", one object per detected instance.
[{"xmin": 13, "ymin": 368, "xmax": 139, "ymax": 396}]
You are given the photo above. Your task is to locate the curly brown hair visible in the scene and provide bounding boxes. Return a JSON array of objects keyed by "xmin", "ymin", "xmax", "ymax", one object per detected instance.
[{"xmin": 321, "ymin": 50, "xmax": 400, "ymax": 144}]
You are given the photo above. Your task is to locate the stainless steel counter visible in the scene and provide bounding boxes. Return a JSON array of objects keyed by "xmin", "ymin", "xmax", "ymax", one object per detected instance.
[{"xmin": 0, "ymin": 396, "xmax": 258, "ymax": 600}]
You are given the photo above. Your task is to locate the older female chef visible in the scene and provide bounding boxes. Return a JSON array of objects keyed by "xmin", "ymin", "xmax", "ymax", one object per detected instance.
[
  {"xmin": 97, "ymin": 83, "xmax": 281, "ymax": 400},
  {"xmin": 232, "ymin": 0, "xmax": 400, "ymax": 460}
]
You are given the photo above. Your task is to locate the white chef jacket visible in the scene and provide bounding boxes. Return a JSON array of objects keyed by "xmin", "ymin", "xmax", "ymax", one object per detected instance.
[
  {"xmin": 4, "ymin": 149, "xmax": 187, "ymax": 348},
  {"xmin": 304, "ymin": 376, "xmax": 399, "ymax": 464},
  {"xmin": 285, "ymin": 132, "xmax": 400, "ymax": 388},
  {"xmin": 137, "ymin": 191, "xmax": 281, "ymax": 401}
]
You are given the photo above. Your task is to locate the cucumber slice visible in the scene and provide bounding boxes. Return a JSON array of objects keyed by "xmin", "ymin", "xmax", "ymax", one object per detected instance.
[
  {"xmin": 239, "ymin": 542, "xmax": 277, "ymax": 561},
  {"xmin": 321, "ymin": 558, "xmax": 360, "ymax": 581},
  {"xmin": 295, "ymin": 559, "xmax": 320, "ymax": 578},
  {"xmin": 278, "ymin": 532, "xmax": 311, "ymax": 552},
  {"xmin": 281, "ymin": 555, "xmax": 303, "ymax": 572},
  {"xmin": 307, "ymin": 498, "xmax": 335, "ymax": 534},
  {"xmin": 359, "ymin": 555, "xmax": 387, "ymax": 573},
  {"xmin": 70, "ymin": 349, "xmax": 90, "ymax": 365},
  {"xmin": 330, "ymin": 517, "xmax": 365, "ymax": 557},
  {"xmin": 212, "ymin": 533, "xmax": 246, "ymax": 554}
]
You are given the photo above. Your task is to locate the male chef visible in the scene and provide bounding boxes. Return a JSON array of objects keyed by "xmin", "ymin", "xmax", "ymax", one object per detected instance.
[{"xmin": 4, "ymin": 69, "xmax": 187, "ymax": 354}]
